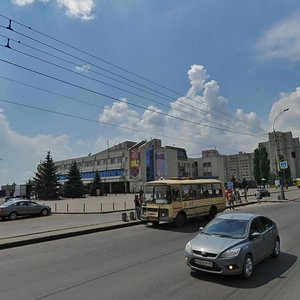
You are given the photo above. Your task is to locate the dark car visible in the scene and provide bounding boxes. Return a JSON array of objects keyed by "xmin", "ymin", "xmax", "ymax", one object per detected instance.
[
  {"xmin": 255, "ymin": 188, "xmax": 270, "ymax": 198},
  {"xmin": 184, "ymin": 213, "xmax": 280, "ymax": 279},
  {"xmin": 0, "ymin": 200, "xmax": 51, "ymax": 220}
]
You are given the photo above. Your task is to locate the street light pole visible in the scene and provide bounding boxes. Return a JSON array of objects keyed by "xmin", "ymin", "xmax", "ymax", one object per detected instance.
[{"xmin": 272, "ymin": 108, "xmax": 289, "ymax": 200}]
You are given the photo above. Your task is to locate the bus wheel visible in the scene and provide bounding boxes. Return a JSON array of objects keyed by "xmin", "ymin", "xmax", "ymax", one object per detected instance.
[
  {"xmin": 207, "ymin": 207, "xmax": 217, "ymax": 220},
  {"xmin": 151, "ymin": 221, "xmax": 160, "ymax": 226},
  {"xmin": 174, "ymin": 213, "xmax": 185, "ymax": 227}
]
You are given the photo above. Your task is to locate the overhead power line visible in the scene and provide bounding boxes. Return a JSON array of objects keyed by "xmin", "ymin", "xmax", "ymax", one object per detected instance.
[
  {"xmin": 0, "ymin": 13, "xmax": 267, "ymax": 136},
  {"xmin": 0, "ymin": 57, "xmax": 267, "ymax": 138}
]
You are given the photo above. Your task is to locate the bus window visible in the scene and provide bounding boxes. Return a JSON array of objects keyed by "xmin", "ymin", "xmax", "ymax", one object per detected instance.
[
  {"xmin": 202, "ymin": 184, "xmax": 213, "ymax": 198},
  {"xmin": 153, "ymin": 185, "xmax": 171, "ymax": 204},
  {"xmin": 171, "ymin": 187, "xmax": 181, "ymax": 202},
  {"xmin": 212, "ymin": 183, "xmax": 223, "ymax": 197},
  {"xmin": 191, "ymin": 184, "xmax": 202, "ymax": 199},
  {"xmin": 182, "ymin": 185, "xmax": 193, "ymax": 201}
]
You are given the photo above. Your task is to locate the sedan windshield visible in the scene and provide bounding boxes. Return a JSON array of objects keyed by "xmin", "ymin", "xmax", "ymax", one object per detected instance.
[{"xmin": 203, "ymin": 218, "xmax": 248, "ymax": 239}]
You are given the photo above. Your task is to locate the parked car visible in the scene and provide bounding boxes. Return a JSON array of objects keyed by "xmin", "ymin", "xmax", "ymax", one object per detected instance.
[
  {"xmin": 255, "ymin": 188, "xmax": 270, "ymax": 198},
  {"xmin": 0, "ymin": 200, "xmax": 51, "ymax": 220},
  {"xmin": 184, "ymin": 212, "xmax": 280, "ymax": 279},
  {"xmin": 4, "ymin": 197, "xmax": 24, "ymax": 203}
]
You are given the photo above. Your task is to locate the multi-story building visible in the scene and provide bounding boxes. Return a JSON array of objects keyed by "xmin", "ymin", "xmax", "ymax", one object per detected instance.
[
  {"xmin": 259, "ymin": 131, "xmax": 300, "ymax": 179},
  {"xmin": 55, "ymin": 141, "xmax": 136, "ymax": 194},
  {"xmin": 54, "ymin": 138, "xmax": 198, "ymax": 194},
  {"xmin": 195, "ymin": 149, "xmax": 254, "ymax": 183},
  {"xmin": 53, "ymin": 132, "xmax": 300, "ymax": 194}
]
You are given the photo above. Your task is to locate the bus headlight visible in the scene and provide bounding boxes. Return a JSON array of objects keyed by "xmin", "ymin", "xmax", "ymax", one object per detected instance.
[{"xmin": 159, "ymin": 209, "xmax": 169, "ymax": 217}]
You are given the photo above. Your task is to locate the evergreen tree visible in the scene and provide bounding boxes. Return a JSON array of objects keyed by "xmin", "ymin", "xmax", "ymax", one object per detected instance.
[
  {"xmin": 253, "ymin": 148, "xmax": 260, "ymax": 184},
  {"xmin": 63, "ymin": 161, "xmax": 84, "ymax": 198},
  {"xmin": 89, "ymin": 171, "xmax": 102, "ymax": 196},
  {"xmin": 259, "ymin": 147, "xmax": 270, "ymax": 183},
  {"xmin": 33, "ymin": 151, "xmax": 60, "ymax": 200},
  {"xmin": 253, "ymin": 147, "xmax": 270, "ymax": 185}
]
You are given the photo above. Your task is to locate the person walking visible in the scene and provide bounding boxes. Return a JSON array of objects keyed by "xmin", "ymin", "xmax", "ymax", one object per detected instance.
[
  {"xmin": 226, "ymin": 189, "xmax": 235, "ymax": 210},
  {"xmin": 134, "ymin": 194, "xmax": 141, "ymax": 219}
]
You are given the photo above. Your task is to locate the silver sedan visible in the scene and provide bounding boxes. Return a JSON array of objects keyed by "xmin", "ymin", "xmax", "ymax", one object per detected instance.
[
  {"xmin": 0, "ymin": 200, "xmax": 51, "ymax": 220},
  {"xmin": 184, "ymin": 212, "xmax": 280, "ymax": 279}
]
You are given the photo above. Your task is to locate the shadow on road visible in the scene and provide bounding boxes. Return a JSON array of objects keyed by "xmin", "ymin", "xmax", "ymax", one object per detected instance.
[
  {"xmin": 190, "ymin": 252, "xmax": 297, "ymax": 288},
  {"xmin": 143, "ymin": 217, "xmax": 210, "ymax": 233}
]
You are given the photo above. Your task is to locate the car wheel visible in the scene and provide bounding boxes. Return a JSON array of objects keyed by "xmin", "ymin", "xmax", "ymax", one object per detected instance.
[
  {"xmin": 242, "ymin": 254, "xmax": 254, "ymax": 279},
  {"xmin": 174, "ymin": 212, "xmax": 185, "ymax": 227},
  {"xmin": 271, "ymin": 238, "xmax": 280, "ymax": 258},
  {"xmin": 9, "ymin": 212, "xmax": 18, "ymax": 220},
  {"xmin": 41, "ymin": 208, "xmax": 48, "ymax": 216}
]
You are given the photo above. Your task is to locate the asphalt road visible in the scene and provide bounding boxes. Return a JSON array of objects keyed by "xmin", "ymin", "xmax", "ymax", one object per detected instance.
[{"xmin": 0, "ymin": 200, "xmax": 300, "ymax": 300}]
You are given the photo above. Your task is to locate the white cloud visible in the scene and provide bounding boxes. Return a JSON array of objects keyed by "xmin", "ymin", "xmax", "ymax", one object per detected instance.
[
  {"xmin": 57, "ymin": 0, "xmax": 96, "ymax": 20},
  {"xmin": 75, "ymin": 64, "xmax": 91, "ymax": 73},
  {"xmin": 0, "ymin": 109, "xmax": 74, "ymax": 184},
  {"xmin": 98, "ymin": 65, "xmax": 263, "ymax": 155},
  {"xmin": 269, "ymin": 87, "xmax": 300, "ymax": 137},
  {"xmin": 256, "ymin": 12, "xmax": 300, "ymax": 62},
  {"xmin": 12, "ymin": 0, "xmax": 49, "ymax": 5},
  {"xmin": 12, "ymin": 0, "xmax": 96, "ymax": 20}
]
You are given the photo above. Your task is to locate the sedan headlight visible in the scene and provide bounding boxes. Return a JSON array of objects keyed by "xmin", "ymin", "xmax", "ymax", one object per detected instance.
[
  {"xmin": 221, "ymin": 247, "xmax": 241, "ymax": 258},
  {"xmin": 185, "ymin": 241, "xmax": 192, "ymax": 255}
]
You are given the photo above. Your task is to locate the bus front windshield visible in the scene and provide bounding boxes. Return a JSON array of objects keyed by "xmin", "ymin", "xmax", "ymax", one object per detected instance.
[{"xmin": 144, "ymin": 185, "xmax": 172, "ymax": 204}]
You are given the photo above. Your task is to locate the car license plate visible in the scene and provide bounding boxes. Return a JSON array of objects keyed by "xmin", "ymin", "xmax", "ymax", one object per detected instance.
[{"xmin": 195, "ymin": 259, "xmax": 213, "ymax": 267}]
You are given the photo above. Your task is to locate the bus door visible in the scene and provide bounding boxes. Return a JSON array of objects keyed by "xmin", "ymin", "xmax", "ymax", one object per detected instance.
[{"xmin": 170, "ymin": 186, "xmax": 182, "ymax": 216}]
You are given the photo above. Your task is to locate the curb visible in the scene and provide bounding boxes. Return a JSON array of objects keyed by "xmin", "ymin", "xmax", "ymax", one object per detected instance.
[{"xmin": 0, "ymin": 220, "xmax": 143, "ymax": 250}]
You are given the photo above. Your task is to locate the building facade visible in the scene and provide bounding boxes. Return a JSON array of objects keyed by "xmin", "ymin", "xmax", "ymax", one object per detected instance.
[{"xmin": 259, "ymin": 131, "xmax": 300, "ymax": 179}]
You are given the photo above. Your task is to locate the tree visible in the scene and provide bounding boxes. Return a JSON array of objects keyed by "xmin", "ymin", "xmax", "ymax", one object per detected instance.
[
  {"xmin": 33, "ymin": 151, "xmax": 60, "ymax": 200},
  {"xmin": 253, "ymin": 146, "xmax": 270, "ymax": 186},
  {"xmin": 259, "ymin": 146, "xmax": 270, "ymax": 184},
  {"xmin": 253, "ymin": 148, "xmax": 260, "ymax": 184},
  {"xmin": 89, "ymin": 171, "xmax": 102, "ymax": 196},
  {"xmin": 63, "ymin": 161, "xmax": 84, "ymax": 198}
]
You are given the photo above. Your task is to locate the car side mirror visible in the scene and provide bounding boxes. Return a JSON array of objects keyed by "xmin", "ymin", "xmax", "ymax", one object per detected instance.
[
  {"xmin": 250, "ymin": 232, "xmax": 261, "ymax": 239},
  {"xmin": 199, "ymin": 227, "xmax": 204, "ymax": 232}
]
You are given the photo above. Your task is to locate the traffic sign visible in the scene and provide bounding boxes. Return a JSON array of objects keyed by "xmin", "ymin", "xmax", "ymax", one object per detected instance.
[{"xmin": 279, "ymin": 161, "xmax": 288, "ymax": 169}]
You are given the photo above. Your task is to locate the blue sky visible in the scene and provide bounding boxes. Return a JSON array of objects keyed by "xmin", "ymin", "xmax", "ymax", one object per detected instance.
[{"xmin": 1, "ymin": 0, "xmax": 300, "ymax": 184}]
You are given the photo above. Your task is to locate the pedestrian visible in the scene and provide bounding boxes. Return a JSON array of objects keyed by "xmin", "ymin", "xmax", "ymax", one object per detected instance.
[
  {"xmin": 138, "ymin": 190, "xmax": 144, "ymax": 205},
  {"xmin": 243, "ymin": 188, "xmax": 248, "ymax": 202},
  {"xmin": 226, "ymin": 189, "xmax": 235, "ymax": 210},
  {"xmin": 134, "ymin": 194, "xmax": 141, "ymax": 219}
]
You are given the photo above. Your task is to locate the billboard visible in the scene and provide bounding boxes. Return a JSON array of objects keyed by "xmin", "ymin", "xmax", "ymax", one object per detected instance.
[
  {"xmin": 155, "ymin": 150, "xmax": 167, "ymax": 179},
  {"xmin": 130, "ymin": 147, "xmax": 140, "ymax": 177}
]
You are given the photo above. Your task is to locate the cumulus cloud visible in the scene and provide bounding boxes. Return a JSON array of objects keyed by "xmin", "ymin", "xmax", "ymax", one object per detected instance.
[
  {"xmin": 98, "ymin": 65, "xmax": 263, "ymax": 155},
  {"xmin": 269, "ymin": 87, "xmax": 300, "ymax": 137},
  {"xmin": 57, "ymin": 0, "xmax": 96, "ymax": 20},
  {"xmin": 256, "ymin": 12, "xmax": 300, "ymax": 62},
  {"xmin": 12, "ymin": 0, "xmax": 96, "ymax": 20}
]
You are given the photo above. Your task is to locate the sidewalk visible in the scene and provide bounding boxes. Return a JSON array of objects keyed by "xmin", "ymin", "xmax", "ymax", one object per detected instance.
[{"xmin": 1, "ymin": 187, "xmax": 299, "ymax": 250}]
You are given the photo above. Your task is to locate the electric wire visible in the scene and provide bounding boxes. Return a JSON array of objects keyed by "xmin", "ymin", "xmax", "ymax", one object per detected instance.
[
  {"xmin": 0, "ymin": 14, "xmax": 267, "ymax": 135},
  {"xmin": 0, "ymin": 29, "xmax": 265, "ymax": 136},
  {"xmin": 0, "ymin": 37, "xmax": 267, "ymax": 136},
  {"xmin": 0, "ymin": 57, "xmax": 266, "ymax": 138}
]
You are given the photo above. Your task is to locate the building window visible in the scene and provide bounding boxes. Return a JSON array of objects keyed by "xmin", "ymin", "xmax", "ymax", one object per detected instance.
[{"xmin": 203, "ymin": 162, "xmax": 211, "ymax": 168}]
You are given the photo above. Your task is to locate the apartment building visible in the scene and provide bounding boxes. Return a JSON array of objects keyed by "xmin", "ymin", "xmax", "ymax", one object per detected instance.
[{"xmin": 259, "ymin": 131, "xmax": 300, "ymax": 179}]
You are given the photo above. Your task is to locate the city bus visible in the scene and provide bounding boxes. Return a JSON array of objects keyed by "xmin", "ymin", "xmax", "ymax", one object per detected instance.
[{"xmin": 141, "ymin": 178, "xmax": 226, "ymax": 227}]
